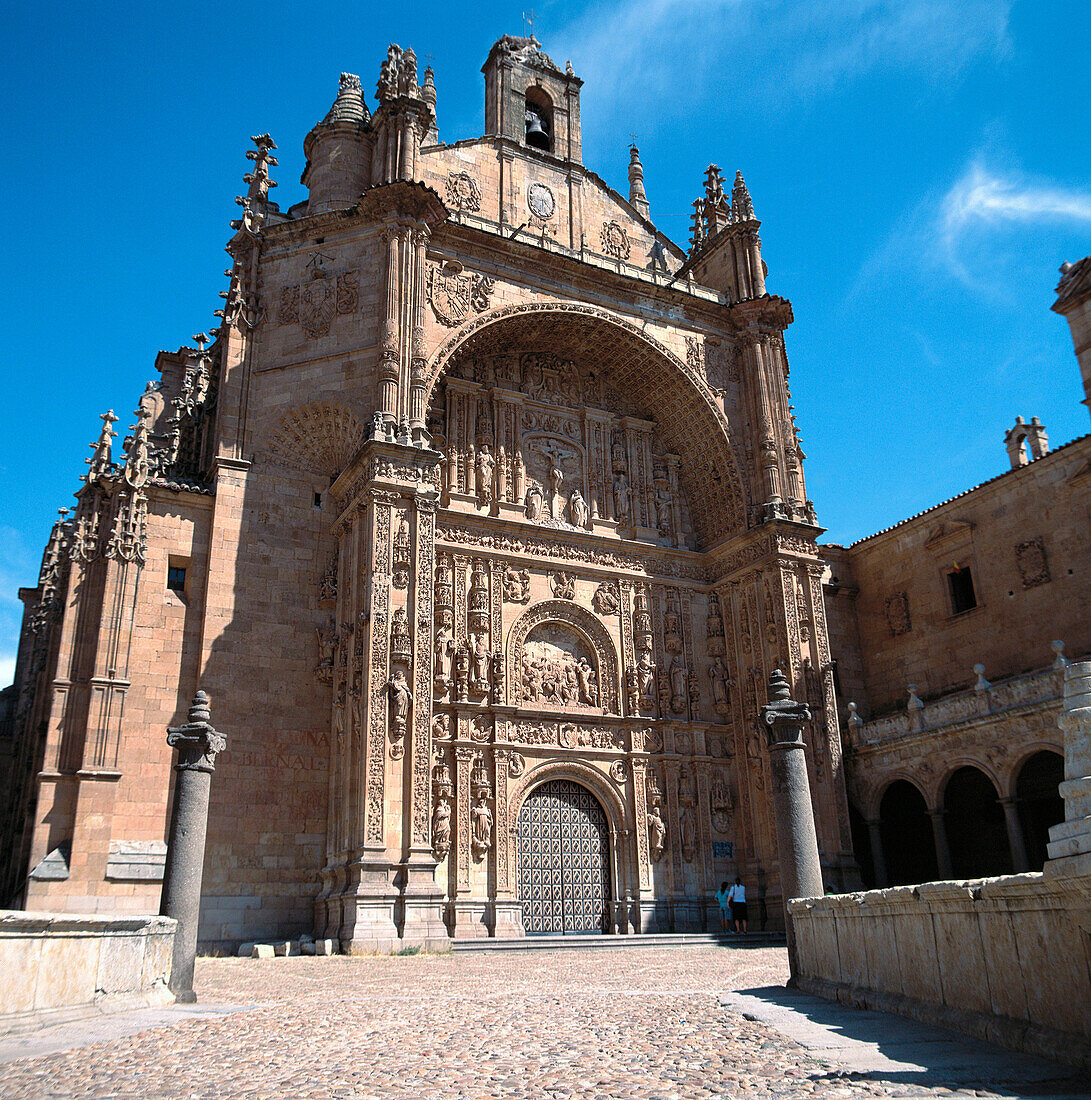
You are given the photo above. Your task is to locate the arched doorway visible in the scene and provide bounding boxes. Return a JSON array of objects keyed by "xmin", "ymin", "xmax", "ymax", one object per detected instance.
[
  {"xmin": 879, "ymin": 780, "xmax": 938, "ymax": 886},
  {"xmin": 944, "ymin": 766, "xmax": 1012, "ymax": 878},
  {"xmin": 1016, "ymin": 750, "xmax": 1064, "ymax": 871},
  {"xmin": 516, "ymin": 779, "xmax": 611, "ymax": 935}
]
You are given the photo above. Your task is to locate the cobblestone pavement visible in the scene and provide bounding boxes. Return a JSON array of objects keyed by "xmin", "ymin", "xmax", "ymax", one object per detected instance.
[{"xmin": 0, "ymin": 945, "xmax": 1086, "ymax": 1099}]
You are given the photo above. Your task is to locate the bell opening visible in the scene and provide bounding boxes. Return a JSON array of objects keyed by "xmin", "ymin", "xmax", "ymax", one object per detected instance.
[{"xmin": 524, "ymin": 97, "xmax": 552, "ymax": 153}]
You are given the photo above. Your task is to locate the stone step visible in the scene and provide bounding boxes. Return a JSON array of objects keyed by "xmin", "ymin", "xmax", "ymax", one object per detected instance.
[{"xmin": 453, "ymin": 931, "xmax": 785, "ymax": 952}]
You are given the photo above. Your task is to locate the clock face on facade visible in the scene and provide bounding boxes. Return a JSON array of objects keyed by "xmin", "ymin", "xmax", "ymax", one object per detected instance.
[{"xmin": 527, "ymin": 182, "xmax": 556, "ymax": 220}]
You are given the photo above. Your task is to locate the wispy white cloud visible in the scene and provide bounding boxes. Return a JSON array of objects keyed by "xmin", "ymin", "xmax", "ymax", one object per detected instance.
[
  {"xmin": 938, "ymin": 160, "xmax": 1091, "ymax": 288},
  {"xmin": 560, "ymin": 0, "xmax": 1011, "ymax": 118},
  {"xmin": 0, "ymin": 656, "xmax": 14, "ymax": 689}
]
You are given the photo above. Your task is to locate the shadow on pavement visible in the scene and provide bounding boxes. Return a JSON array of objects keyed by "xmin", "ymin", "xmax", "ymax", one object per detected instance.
[{"xmin": 724, "ymin": 985, "xmax": 1091, "ymax": 1098}]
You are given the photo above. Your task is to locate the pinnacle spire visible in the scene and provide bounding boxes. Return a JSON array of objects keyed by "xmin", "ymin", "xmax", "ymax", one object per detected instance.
[
  {"xmin": 731, "ymin": 170, "xmax": 755, "ymax": 222},
  {"xmin": 322, "ymin": 72, "xmax": 370, "ymax": 127},
  {"xmin": 628, "ymin": 145, "xmax": 650, "ymax": 220}
]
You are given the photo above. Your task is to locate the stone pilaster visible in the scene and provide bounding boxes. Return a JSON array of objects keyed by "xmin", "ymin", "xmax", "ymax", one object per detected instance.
[{"xmin": 1045, "ymin": 661, "xmax": 1091, "ymax": 875}]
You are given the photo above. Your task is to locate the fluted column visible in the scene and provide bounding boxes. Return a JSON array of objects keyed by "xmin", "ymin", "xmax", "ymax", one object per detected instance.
[
  {"xmin": 408, "ymin": 226, "xmax": 430, "ymax": 443},
  {"xmin": 866, "ymin": 818, "xmax": 888, "ymax": 888},
  {"xmin": 1000, "ymin": 797, "xmax": 1030, "ymax": 873},
  {"xmin": 378, "ymin": 230, "xmax": 401, "ymax": 427}
]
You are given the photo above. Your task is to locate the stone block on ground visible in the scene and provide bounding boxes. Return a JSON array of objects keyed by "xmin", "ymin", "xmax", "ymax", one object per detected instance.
[
  {"xmin": 251, "ymin": 944, "xmax": 274, "ymax": 959},
  {"xmin": 237, "ymin": 942, "xmax": 255, "ymax": 958}
]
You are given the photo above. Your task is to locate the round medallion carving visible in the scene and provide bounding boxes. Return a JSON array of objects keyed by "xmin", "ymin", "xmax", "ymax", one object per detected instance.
[{"xmin": 527, "ymin": 182, "xmax": 556, "ymax": 220}]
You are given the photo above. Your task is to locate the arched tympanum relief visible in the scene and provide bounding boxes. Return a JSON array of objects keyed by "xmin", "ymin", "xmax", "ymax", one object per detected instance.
[{"xmin": 507, "ymin": 600, "xmax": 619, "ymax": 715}]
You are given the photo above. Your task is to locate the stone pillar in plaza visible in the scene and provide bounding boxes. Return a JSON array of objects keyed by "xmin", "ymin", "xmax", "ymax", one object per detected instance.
[
  {"xmin": 160, "ymin": 691, "xmax": 225, "ymax": 1003},
  {"xmin": 928, "ymin": 809, "xmax": 954, "ymax": 880},
  {"xmin": 1045, "ymin": 661, "xmax": 1091, "ymax": 875},
  {"xmin": 759, "ymin": 669, "xmax": 823, "ymax": 985}
]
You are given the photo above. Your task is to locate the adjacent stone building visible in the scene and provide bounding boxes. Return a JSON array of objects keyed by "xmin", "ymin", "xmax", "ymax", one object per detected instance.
[
  {"xmin": 0, "ymin": 37, "xmax": 860, "ymax": 948},
  {"xmin": 823, "ymin": 259, "xmax": 1091, "ymax": 888}
]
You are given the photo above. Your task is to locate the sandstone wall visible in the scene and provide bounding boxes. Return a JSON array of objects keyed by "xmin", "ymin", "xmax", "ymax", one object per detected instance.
[{"xmin": 789, "ymin": 873, "xmax": 1091, "ymax": 1070}]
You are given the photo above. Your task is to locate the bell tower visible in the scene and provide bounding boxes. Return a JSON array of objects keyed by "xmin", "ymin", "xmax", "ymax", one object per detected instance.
[{"xmin": 482, "ymin": 35, "xmax": 582, "ymax": 163}]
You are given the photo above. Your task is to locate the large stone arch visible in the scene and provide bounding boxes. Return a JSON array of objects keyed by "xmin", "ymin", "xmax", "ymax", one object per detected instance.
[
  {"xmin": 425, "ymin": 300, "xmax": 749, "ymax": 547},
  {"xmin": 507, "ymin": 599, "xmax": 619, "ymax": 715}
]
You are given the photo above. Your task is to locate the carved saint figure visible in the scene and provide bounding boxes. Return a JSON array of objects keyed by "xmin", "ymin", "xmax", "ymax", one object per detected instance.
[
  {"xmin": 576, "ymin": 656, "xmax": 598, "ymax": 706},
  {"xmin": 679, "ymin": 804, "xmax": 696, "ymax": 860},
  {"xmin": 613, "ymin": 471, "xmax": 631, "ymax": 522},
  {"xmin": 432, "ymin": 796, "xmax": 452, "ymax": 860},
  {"xmin": 475, "ymin": 444, "xmax": 495, "ymax": 506},
  {"xmin": 647, "ymin": 798, "xmax": 667, "ymax": 862},
  {"xmin": 670, "ymin": 657, "xmax": 689, "ymax": 714},
  {"xmin": 708, "ymin": 656, "xmax": 731, "ymax": 712},
  {"xmin": 637, "ymin": 649, "xmax": 656, "ymax": 699},
  {"xmin": 625, "ymin": 666, "xmax": 640, "ymax": 713},
  {"xmin": 471, "ymin": 796, "xmax": 493, "ymax": 858},
  {"xmin": 524, "ymin": 483, "xmax": 545, "ymax": 521},
  {"xmin": 470, "ymin": 633, "xmax": 491, "ymax": 689},
  {"xmin": 568, "ymin": 489, "xmax": 590, "ymax": 529},
  {"xmin": 521, "ymin": 653, "xmax": 544, "ymax": 702},
  {"xmin": 454, "ymin": 644, "xmax": 471, "ymax": 702},
  {"xmin": 434, "ymin": 613, "xmax": 454, "ymax": 685},
  {"xmin": 655, "ymin": 484, "xmax": 672, "ymax": 536},
  {"xmin": 503, "ymin": 566, "xmax": 530, "ymax": 603},
  {"xmin": 387, "ymin": 669, "xmax": 413, "ymax": 736}
]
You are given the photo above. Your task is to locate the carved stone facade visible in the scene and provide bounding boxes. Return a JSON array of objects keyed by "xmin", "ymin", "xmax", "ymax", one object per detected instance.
[{"xmin": 0, "ymin": 35, "xmax": 858, "ymax": 948}]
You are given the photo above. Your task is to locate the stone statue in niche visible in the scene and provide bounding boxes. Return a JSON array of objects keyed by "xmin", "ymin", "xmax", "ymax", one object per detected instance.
[
  {"xmin": 708, "ymin": 656, "xmax": 731, "ymax": 715},
  {"xmin": 647, "ymin": 798, "xmax": 666, "ymax": 863},
  {"xmin": 432, "ymin": 795, "xmax": 452, "ymax": 861},
  {"xmin": 315, "ymin": 617, "xmax": 336, "ymax": 683},
  {"xmin": 637, "ymin": 650, "xmax": 656, "ymax": 704},
  {"xmin": 434, "ymin": 611, "xmax": 454, "ymax": 690},
  {"xmin": 387, "ymin": 668, "xmax": 413, "ymax": 756},
  {"xmin": 525, "ymin": 483, "xmax": 545, "ymax": 521},
  {"xmin": 670, "ymin": 657, "xmax": 689, "ymax": 714},
  {"xmin": 470, "ymin": 633, "xmax": 491, "ymax": 691},
  {"xmin": 655, "ymin": 483, "xmax": 672, "ymax": 537},
  {"xmin": 490, "ymin": 651, "xmax": 505, "ymax": 705},
  {"xmin": 502, "ymin": 566, "xmax": 531, "ymax": 603},
  {"xmin": 613, "ymin": 471, "xmax": 631, "ymax": 523},
  {"xmin": 679, "ymin": 804, "xmax": 696, "ymax": 861},
  {"xmin": 625, "ymin": 666, "xmax": 640, "ymax": 713},
  {"xmin": 710, "ymin": 773, "xmax": 733, "ymax": 834},
  {"xmin": 471, "ymin": 796, "xmax": 493, "ymax": 859},
  {"xmin": 568, "ymin": 489, "xmax": 590, "ymax": 529},
  {"xmin": 475, "ymin": 445, "xmax": 495, "ymax": 507},
  {"xmin": 550, "ymin": 572, "xmax": 576, "ymax": 600}
]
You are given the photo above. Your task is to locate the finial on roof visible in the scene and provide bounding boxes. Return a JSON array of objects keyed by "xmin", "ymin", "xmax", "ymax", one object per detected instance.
[
  {"xmin": 731, "ymin": 170, "xmax": 755, "ymax": 222},
  {"xmin": 628, "ymin": 145, "xmax": 650, "ymax": 220}
]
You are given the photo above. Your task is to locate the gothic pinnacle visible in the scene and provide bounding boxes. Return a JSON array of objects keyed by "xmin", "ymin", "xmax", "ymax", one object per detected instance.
[
  {"xmin": 732, "ymin": 170, "xmax": 755, "ymax": 222},
  {"xmin": 628, "ymin": 145, "xmax": 650, "ymax": 220}
]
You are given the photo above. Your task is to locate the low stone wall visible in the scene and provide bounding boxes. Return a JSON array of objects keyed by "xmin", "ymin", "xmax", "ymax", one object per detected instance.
[
  {"xmin": 0, "ymin": 910, "xmax": 177, "ymax": 1033},
  {"xmin": 789, "ymin": 871, "xmax": 1091, "ymax": 1071}
]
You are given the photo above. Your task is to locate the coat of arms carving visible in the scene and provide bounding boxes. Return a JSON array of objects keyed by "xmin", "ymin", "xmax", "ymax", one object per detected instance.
[
  {"xmin": 428, "ymin": 263, "xmax": 495, "ymax": 326},
  {"xmin": 278, "ymin": 253, "xmax": 359, "ymax": 338}
]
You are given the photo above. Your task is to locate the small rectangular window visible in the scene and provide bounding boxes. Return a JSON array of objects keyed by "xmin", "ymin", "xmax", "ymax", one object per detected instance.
[
  {"xmin": 313, "ymin": 491, "xmax": 323, "ymax": 509},
  {"xmin": 947, "ymin": 565, "xmax": 976, "ymax": 615},
  {"xmin": 167, "ymin": 565, "xmax": 187, "ymax": 594}
]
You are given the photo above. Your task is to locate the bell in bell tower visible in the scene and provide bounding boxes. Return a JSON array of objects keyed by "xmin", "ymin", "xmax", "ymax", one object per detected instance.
[{"xmin": 482, "ymin": 35, "xmax": 582, "ymax": 163}]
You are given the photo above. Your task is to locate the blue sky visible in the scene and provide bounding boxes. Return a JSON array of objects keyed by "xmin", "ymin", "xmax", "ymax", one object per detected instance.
[{"xmin": 2, "ymin": 0, "xmax": 1089, "ymax": 683}]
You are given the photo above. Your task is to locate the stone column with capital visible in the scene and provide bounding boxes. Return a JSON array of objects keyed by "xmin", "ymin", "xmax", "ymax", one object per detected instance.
[
  {"xmin": 866, "ymin": 819, "xmax": 888, "ymax": 888},
  {"xmin": 929, "ymin": 808, "xmax": 954, "ymax": 880},
  {"xmin": 1046, "ymin": 661, "xmax": 1091, "ymax": 874},
  {"xmin": 159, "ymin": 691, "xmax": 225, "ymax": 1003},
  {"xmin": 759, "ymin": 668, "xmax": 823, "ymax": 985},
  {"xmin": 999, "ymin": 797, "xmax": 1030, "ymax": 873}
]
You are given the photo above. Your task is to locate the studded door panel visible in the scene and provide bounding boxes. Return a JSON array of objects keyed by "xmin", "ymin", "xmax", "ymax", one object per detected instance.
[{"xmin": 516, "ymin": 780, "xmax": 610, "ymax": 935}]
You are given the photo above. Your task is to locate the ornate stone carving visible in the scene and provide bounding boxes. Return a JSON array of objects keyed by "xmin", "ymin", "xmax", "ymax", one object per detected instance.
[
  {"xmin": 502, "ymin": 565, "xmax": 531, "ymax": 603},
  {"xmin": 592, "ymin": 582, "xmax": 620, "ymax": 616},
  {"xmin": 471, "ymin": 796, "xmax": 493, "ymax": 860},
  {"xmin": 432, "ymin": 712, "xmax": 451, "ymax": 740},
  {"xmin": 390, "ymin": 607, "xmax": 412, "ymax": 667},
  {"xmin": 550, "ymin": 571, "xmax": 576, "ymax": 600},
  {"xmin": 600, "ymin": 221, "xmax": 631, "ymax": 261},
  {"xmin": 708, "ymin": 656, "xmax": 731, "ymax": 716},
  {"xmin": 679, "ymin": 803, "xmax": 696, "ymax": 862},
  {"xmin": 669, "ymin": 656, "xmax": 690, "ymax": 715},
  {"xmin": 1016, "ymin": 537, "xmax": 1050, "ymax": 588},
  {"xmin": 431, "ymin": 794, "xmax": 452, "ymax": 861},
  {"xmin": 475, "ymin": 444, "xmax": 496, "ymax": 506},
  {"xmin": 508, "ymin": 751, "xmax": 525, "ymax": 777},
  {"xmin": 706, "ymin": 594, "xmax": 725, "ymax": 656},
  {"xmin": 609, "ymin": 759, "xmax": 628, "ymax": 784},
  {"xmin": 710, "ymin": 771, "xmax": 733, "ymax": 834},
  {"xmin": 392, "ymin": 519, "xmax": 411, "ymax": 589},
  {"xmin": 278, "ymin": 257, "xmax": 358, "ymax": 337},
  {"xmin": 885, "ymin": 592, "xmax": 911, "ymax": 636},
  {"xmin": 428, "ymin": 263, "xmax": 495, "ymax": 327},
  {"xmin": 265, "ymin": 402, "xmax": 364, "ymax": 477},
  {"xmin": 434, "ymin": 610, "xmax": 454, "ymax": 693},
  {"xmin": 445, "ymin": 171, "xmax": 481, "ymax": 213}
]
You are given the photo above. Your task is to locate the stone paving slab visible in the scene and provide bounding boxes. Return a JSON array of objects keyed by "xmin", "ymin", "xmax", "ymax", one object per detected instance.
[{"xmin": 0, "ymin": 947, "xmax": 1085, "ymax": 1099}]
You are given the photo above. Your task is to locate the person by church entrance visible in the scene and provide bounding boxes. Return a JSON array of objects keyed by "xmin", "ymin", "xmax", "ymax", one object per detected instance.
[
  {"xmin": 729, "ymin": 877, "xmax": 748, "ymax": 935},
  {"xmin": 714, "ymin": 881, "xmax": 732, "ymax": 932}
]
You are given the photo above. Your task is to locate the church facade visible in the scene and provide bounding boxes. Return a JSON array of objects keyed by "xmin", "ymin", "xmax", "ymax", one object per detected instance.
[{"xmin": 1, "ymin": 36, "xmax": 858, "ymax": 949}]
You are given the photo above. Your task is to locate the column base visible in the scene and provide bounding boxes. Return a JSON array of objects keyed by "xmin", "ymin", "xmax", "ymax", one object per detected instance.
[
  {"xmin": 452, "ymin": 899, "xmax": 491, "ymax": 939},
  {"xmin": 1046, "ymin": 813, "xmax": 1091, "ymax": 862},
  {"xmin": 492, "ymin": 900, "xmax": 525, "ymax": 939},
  {"xmin": 399, "ymin": 852, "xmax": 451, "ymax": 952},
  {"xmin": 339, "ymin": 851, "xmax": 399, "ymax": 954},
  {"xmin": 638, "ymin": 900, "xmax": 668, "ymax": 933}
]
